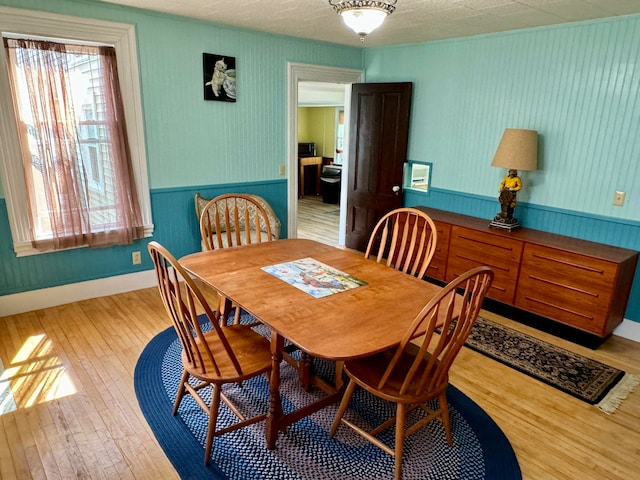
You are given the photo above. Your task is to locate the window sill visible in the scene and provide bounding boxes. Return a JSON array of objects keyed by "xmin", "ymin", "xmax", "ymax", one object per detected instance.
[{"xmin": 12, "ymin": 224, "xmax": 154, "ymax": 257}]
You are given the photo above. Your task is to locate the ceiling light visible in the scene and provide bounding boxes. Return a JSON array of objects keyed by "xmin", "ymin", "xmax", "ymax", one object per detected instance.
[{"xmin": 329, "ymin": 1, "xmax": 397, "ymax": 42}]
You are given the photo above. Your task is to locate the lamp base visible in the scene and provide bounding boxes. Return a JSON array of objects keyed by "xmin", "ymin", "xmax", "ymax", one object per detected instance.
[{"xmin": 489, "ymin": 215, "xmax": 520, "ymax": 231}]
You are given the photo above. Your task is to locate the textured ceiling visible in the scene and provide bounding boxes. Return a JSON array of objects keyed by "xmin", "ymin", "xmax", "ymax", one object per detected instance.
[{"xmin": 96, "ymin": 0, "xmax": 640, "ymax": 47}]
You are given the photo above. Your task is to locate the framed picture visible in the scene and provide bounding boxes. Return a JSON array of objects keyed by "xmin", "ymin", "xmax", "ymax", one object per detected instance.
[{"xmin": 203, "ymin": 53, "xmax": 236, "ymax": 102}]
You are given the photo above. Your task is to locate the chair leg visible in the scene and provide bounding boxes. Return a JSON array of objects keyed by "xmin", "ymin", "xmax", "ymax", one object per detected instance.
[
  {"xmin": 173, "ymin": 369, "xmax": 189, "ymax": 416},
  {"xmin": 204, "ymin": 384, "xmax": 222, "ymax": 464},
  {"xmin": 394, "ymin": 402, "xmax": 406, "ymax": 480},
  {"xmin": 438, "ymin": 392, "xmax": 453, "ymax": 446},
  {"xmin": 330, "ymin": 379, "xmax": 357, "ymax": 437}
]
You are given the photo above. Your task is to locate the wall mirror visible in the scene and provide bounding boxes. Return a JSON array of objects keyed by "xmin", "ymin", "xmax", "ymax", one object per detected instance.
[{"xmin": 404, "ymin": 160, "xmax": 432, "ymax": 192}]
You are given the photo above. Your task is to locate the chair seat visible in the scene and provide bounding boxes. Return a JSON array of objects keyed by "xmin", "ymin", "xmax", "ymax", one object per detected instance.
[
  {"xmin": 345, "ymin": 345, "xmax": 447, "ymax": 403},
  {"xmin": 184, "ymin": 325, "xmax": 272, "ymax": 382}
]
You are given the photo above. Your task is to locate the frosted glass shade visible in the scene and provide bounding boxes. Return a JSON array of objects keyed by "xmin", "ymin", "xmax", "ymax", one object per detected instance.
[{"xmin": 341, "ymin": 8, "xmax": 387, "ymax": 36}]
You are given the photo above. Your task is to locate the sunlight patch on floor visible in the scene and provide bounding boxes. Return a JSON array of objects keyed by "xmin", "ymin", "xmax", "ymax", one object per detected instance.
[
  {"xmin": 0, "ymin": 358, "xmax": 17, "ymax": 415},
  {"xmin": 0, "ymin": 333, "xmax": 76, "ymax": 415}
]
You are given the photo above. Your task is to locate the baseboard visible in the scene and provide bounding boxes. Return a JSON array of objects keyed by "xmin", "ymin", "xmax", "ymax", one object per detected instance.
[
  {"xmin": 0, "ymin": 270, "xmax": 158, "ymax": 317},
  {"xmin": 613, "ymin": 319, "xmax": 640, "ymax": 343}
]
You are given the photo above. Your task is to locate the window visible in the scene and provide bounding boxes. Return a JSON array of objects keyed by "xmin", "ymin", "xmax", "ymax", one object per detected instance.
[{"xmin": 0, "ymin": 7, "xmax": 152, "ymax": 256}]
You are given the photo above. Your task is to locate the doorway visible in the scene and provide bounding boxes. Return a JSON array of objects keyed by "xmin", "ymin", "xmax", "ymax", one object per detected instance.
[
  {"xmin": 287, "ymin": 63, "xmax": 364, "ymax": 246},
  {"xmin": 297, "ymin": 84, "xmax": 343, "ymax": 246}
]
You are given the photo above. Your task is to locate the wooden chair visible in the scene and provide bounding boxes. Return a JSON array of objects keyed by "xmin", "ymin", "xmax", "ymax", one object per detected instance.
[
  {"xmin": 330, "ymin": 266, "xmax": 494, "ymax": 480},
  {"xmin": 196, "ymin": 193, "xmax": 280, "ymax": 323},
  {"xmin": 147, "ymin": 241, "xmax": 272, "ymax": 464},
  {"xmin": 365, "ymin": 207, "xmax": 438, "ymax": 279},
  {"xmin": 196, "ymin": 193, "xmax": 280, "ymax": 251}
]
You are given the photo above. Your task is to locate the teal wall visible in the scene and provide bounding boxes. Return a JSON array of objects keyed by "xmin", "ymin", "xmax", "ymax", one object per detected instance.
[
  {"xmin": 365, "ymin": 15, "xmax": 640, "ymax": 220},
  {"xmin": 0, "ymin": 0, "xmax": 362, "ymax": 294},
  {"xmin": 0, "ymin": 181, "xmax": 286, "ymax": 294},
  {"xmin": 368, "ymin": 15, "xmax": 640, "ymax": 321}
]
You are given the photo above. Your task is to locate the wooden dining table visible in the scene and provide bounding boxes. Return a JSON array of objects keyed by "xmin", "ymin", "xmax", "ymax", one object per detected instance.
[{"xmin": 180, "ymin": 238, "xmax": 449, "ymax": 449}]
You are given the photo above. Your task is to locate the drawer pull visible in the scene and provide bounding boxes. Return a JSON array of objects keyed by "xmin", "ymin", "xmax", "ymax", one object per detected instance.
[
  {"xmin": 523, "ymin": 295, "xmax": 594, "ymax": 320},
  {"xmin": 457, "ymin": 234, "xmax": 514, "ymax": 251},
  {"xmin": 527, "ymin": 275, "xmax": 599, "ymax": 298},
  {"xmin": 531, "ymin": 253, "xmax": 605, "ymax": 274}
]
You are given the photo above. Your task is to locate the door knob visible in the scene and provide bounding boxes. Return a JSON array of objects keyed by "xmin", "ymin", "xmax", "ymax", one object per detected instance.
[{"xmin": 392, "ymin": 185, "xmax": 400, "ymax": 195}]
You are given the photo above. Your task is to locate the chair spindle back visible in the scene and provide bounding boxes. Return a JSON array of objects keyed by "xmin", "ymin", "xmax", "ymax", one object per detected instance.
[
  {"xmin": 148, "ymin": 241, "xmax": 243, "ymax": 376},
  {"xmin": 378, "ymin": 266, "xmax": 494, "ymax": 396},
  {"xmin": 365, "ymin": 208, "xmax": 438, "ymax": 279},
  {"xmin": 199, "ymin": 194, "xmax": 276, "ymax": 251}
]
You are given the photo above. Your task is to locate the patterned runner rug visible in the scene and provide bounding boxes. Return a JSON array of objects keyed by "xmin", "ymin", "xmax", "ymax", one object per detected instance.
[
  {"xmin": 468, "ymin": 317, "xmax": 639, "ymax": 414},
  {"xmin": 134, "ymin": 316, "xmax": 521, "ymax": 480}
]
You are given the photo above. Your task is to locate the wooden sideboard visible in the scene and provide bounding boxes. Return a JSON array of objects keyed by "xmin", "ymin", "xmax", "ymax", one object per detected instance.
[{"xmin": 416, "ymin": 206, "xmax": 638, "ymax": 339}]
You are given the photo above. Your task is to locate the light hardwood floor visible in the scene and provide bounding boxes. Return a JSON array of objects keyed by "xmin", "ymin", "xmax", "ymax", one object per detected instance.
[
  {"xmin": 297, "ymin": 195, "xmax": 340, "ymax": 246},
  {"xmin": 1, "ymin": 207, "xmax": 639, "ymax": 479}
]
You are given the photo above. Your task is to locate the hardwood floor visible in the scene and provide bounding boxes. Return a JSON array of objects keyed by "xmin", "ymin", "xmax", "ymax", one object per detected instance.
[
  {"xmin": 1, "ymin": 266, "xmax": 639, "ymax": 478},
  {"xmin": 0, "ymin": 289, "xmax": 179, "ymax": 480},
  {"xmin": 297, "ymin": 194, "xmax": 340, "ymax": 246}
]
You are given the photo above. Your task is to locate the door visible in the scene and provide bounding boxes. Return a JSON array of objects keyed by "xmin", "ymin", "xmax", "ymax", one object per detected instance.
[{"xmin": 345, "ymin": 82, "xmax": 412, "ymax": 251}]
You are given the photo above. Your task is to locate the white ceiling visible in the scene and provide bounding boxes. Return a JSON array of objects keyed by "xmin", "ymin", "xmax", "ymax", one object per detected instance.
[{"xmin": 97, "ymin": 0, "xmax": 640, "ymax": 47}]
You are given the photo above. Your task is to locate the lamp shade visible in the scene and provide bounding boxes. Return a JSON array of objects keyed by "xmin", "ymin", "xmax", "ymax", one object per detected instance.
[{"xmin": 491, "ymin": 128, "xmax": 538, "ymax": 171}]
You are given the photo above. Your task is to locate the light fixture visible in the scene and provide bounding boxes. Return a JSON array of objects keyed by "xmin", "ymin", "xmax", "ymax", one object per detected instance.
[
  {"xmin": 329, "ymin": 1, "xmax": 397, "ymax": 42},
  {"xmin": 489, "ymin": 128, "xmax": 538, "ymax": 231}
]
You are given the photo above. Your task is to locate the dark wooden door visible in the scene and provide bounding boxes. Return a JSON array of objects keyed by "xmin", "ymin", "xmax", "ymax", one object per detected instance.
[{"xmin": 345, "ymin": 82, "xmax": 412, "ymax": 251}]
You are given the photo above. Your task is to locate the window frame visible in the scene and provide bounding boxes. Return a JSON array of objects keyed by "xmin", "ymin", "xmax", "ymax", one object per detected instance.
[{"xmin": 0, "ymin": 6, "xmax": 152, "ymax": 256}]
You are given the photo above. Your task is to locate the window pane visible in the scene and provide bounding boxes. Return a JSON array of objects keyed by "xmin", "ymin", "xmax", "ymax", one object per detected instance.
[{"xmin": 9, "ymin": 44, "xmax": 121, "ymax": 238}]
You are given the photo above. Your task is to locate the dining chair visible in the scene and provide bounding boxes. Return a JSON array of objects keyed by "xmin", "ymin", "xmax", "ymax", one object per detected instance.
[
  {"xmin": 147, "ymin": 241, "xmax": 272, "ymax": 464},
  {"xmin": 330, "ymin": 266, "xmax": 494, "ymax": 480},
  {"xmin": 196, "ymin": 193, "xmax": 280, "ymax": 323},
  {"xmin": 365, "ymin": 207, "xmax": 438, "ymax": 279},
  {"xmin": 196, "ymin": 192, "xmax": 280, "ymax": 251}
]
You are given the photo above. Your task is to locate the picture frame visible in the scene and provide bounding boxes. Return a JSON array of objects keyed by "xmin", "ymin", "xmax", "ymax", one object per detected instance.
[{"xmin": 203, "ymin": 53, "xmax": 236, "ymax": 102}]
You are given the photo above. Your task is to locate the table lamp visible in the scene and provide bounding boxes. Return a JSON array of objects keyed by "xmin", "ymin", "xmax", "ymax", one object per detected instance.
[{"xmin": 489, "ymin": 128, "xmax": 538, "ymax": 231}]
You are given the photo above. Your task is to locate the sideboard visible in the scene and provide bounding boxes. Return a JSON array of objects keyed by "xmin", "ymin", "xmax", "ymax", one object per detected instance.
[{"xmin": 415, "ymin": 206, "xmax": 639, "ymax": 340}]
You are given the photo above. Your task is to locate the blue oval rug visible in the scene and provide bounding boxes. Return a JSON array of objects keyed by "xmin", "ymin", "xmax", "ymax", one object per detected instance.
[{"xmin": 134, "ymin": 318, "xmax": 521, "ymax": 480}]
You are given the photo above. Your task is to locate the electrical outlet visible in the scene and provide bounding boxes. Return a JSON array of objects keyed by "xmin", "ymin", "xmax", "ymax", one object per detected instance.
[
  {"xmin": 279, "ymin": 164, "xmax": 285, "ymax": 176},
  {"xmin": 132, "ymin": 251, "xmax": 142, "ymax": 265},
  {"xmin": 613, "ymin": 191, "xmax": 626, "ymax": 207}
]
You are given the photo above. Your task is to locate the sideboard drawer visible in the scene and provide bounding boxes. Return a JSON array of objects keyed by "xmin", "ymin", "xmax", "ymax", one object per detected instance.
[
  {"xmin": 515, "ymin": 244, "xmax": 617, "ymax": 335},
  {"xmin": 446, "ymin": 226, "xmax": 523, "ymax": 303}
]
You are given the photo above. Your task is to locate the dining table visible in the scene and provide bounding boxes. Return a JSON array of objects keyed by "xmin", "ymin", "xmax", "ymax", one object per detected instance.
[{"xmin": 180, "ymin": 238, "xmax": 450, "ymax": 449}]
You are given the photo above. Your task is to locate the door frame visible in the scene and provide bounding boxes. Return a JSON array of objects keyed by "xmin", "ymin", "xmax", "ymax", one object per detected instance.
[{"xmin": 287, "ymin": 62, "xmax": 364, "ymax": 245}]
